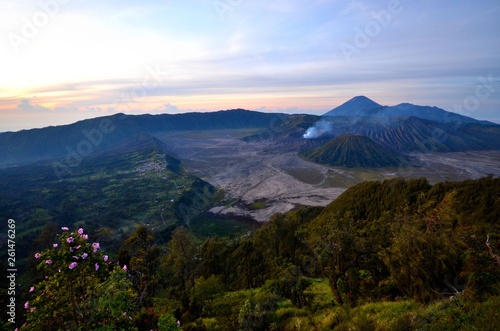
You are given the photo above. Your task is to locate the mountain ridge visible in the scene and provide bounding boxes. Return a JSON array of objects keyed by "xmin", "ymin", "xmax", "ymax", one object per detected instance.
[
  {"xmin": 2, "ymin": 98, "xmax": 499, "ymax": 167},
  {"xmin": 323, "ymin": 96, "xmax": 490, "ymax": 125},
  {"xmin": 0, "ymin": 109, "xmax": 286, "ymax": 166}
]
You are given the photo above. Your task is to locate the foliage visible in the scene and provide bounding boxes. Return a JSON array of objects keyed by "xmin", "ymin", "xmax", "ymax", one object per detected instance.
[
  {"xmin": 162, "ymin": 227, "xmax": 199, "ymax": 308},
  {"xmin": 191, "ymin": 275, "xmax": 227, "ymax": 310},
  {"xmin": 381, "ymin": 215, "xmax": 463, "ymax": 302},
  {"xmin": 118, "ymin": 225, "xmax": 161, "ymax": 308},
  {"xmin": 13, "ymin": 176, "xmax": 500, "ymax": 329},
  {"xmin": 22, "ymin": 227, "xmax": 137, "ymax": 330},
  {"xmin": 308, "ymin": 212, "xmax": 387, "ymax": 306},
  {"xmin": 0, "ymin": 143, "xmax": 217, "ymax": 273},
  {"xmin": 158, "ymin": 313, "xmax": 180, "ymax": 331}
]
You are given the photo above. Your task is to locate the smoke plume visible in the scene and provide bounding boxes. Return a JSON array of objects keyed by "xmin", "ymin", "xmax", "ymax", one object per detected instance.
[{"xmin": 303, "ymin": 119, "xmax": 333, "ymax": 139}]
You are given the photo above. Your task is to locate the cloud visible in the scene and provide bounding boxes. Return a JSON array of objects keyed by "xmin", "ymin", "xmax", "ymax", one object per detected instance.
[
  {"xmin": 1, "ymin": 0, "xmax": 499, "ymax": 131},
  {"xmin": 163, "ymin": 103, "xmax": 182, "ymax": 114},
  {"xmin": 17, "ymin": 99, "xmax": 50, "ymax": 112}
]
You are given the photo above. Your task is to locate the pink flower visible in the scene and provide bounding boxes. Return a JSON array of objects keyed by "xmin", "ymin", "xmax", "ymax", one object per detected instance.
[
  {"xmin": 73, "ymin": 256, "xmax": 80, "ymax": 260},
  {"xmin": 24, "ymin": 301, "xmax": 29, "ymax": 309},
  {"xmin": 75, "ymin": 245, "xmax": 81, "ymax": 250},
  {"xmin": 78, "ymin": 228, "xmax": 84, "ymax": 235},
  {"xmin": 45, "ymin": 260, "xmax": 52, "ymax": 265},
  {"xmin": 82, "ymin": 253, "xmax": 88, "ymax": 259},
  {"xmin": 58, "ymin": 268, "xmax": 61, "ymax": 273},
  {"xmin": 34, "ymin": 253, "xmax": 41, "ymax": 259},
  {"xmin": 82, "ymin": 234, "xmax": 88, "ymax": 240},
  {"xmin": 53, "ymin": 243, "xmax": 58, "ymax": 248},
  {"xmin": 92, "ymin": 242, "xmax": 100, "ymax": 252},
  {"xmin": 69, "ymin": 262, "xmax": 78, "ymax": 270},
  {"xmin": 103, "ymin": 255, "xmax": 109, "ymax": 262},
  {"xmin": 29, "ymin": 287, "xmax": 35, "ymax": 293},
  {"xmin": 66, "ymin": 237, "xmax": 74, "ymax": 243},
  {"xmin": 95, "ymin": 263, "xmax": 99, "ymax": 271},
  {"xmin": 123, "ymin": 265, "xmax": 127, "ymax": 271},
  {"xmin": 29, "ymin": 308, "xmax": 35, "ymax": 313},
  {"xmin": 61, "ymin": 227, "xmax": 69, "ymax": 231}
]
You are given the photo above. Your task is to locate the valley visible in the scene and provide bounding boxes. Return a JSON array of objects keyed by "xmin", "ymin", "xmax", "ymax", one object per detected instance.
[
  {"xmin": 2, "ymin": 103, "xmax": 500, "ymax": 330},
  {"xmin": 154, "ymin": 129, "xmax": 500, "ymax": 222}
]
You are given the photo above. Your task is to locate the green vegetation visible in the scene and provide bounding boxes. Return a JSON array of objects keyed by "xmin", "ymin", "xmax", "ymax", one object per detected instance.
[
  {"xmin": 248, "ymin": 200, "xmax": 268, "ymax": 210},
  {"xmin": 22, "ymin": 228, "xmax": 137, "ymax": 330},
  {"xmin": 0, "ymin": 138, "xmax": 219, "ymax": 270},
  {"xmin": 301, "ymin": 134, "xmax": 411, "ymax": 168},
  {"xmin": 1, "ymin": 175, "xmax": 499, "ymax": 330},
  {"xmin": 190, "ymin": 212, "xmax": 259, "ymax": 238}
]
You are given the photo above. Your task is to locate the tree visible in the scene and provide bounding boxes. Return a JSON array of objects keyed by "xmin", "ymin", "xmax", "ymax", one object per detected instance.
[
  {"xmin": 230, "ymin": 239, "xmax": 265, "ymax": 290},
  {"xmin": 199, "ymin": 237, "xmax": 232, "ymax": 283},
  {"xmin": 163, "ymin": 227, "xmax": 198, "ymax": 307},
  {"xmin": 158, "ymin": 313, "xmax": 180, "ymax": 331},
  {"xmin": 190, "ymin": 275, "xmax": 226, "ymax": 316},
  {"xmin": 381, "ymin": 219, "xmax": 462, "ymax": 302},
  {"xmin": 269, "ymin": 263, "xmax": 311, "ymax": 308},
  {"xmin": 118, "ymin": 225, "xmax": 160, "ymax": 307},
  {"xmin": 308, "ymin": 213, "xmax": 380, "ymax": 306}
]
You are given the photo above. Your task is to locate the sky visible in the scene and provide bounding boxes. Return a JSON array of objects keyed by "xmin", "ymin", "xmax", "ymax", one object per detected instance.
[{"xmin": 1, "ymin": 0, "xmax": 499, "ymax": 132}]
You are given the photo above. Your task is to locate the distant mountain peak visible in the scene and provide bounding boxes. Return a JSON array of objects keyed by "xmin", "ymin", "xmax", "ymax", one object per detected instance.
[
  {"xmin": 342, "ymin": 95, "xmax": 382, "ymax": 108},
  {"xmin": 323, "ymin": 96, "xmax": 382, "ymax": 116},
  {"xmin": 323, "ymin": 97, "xmax": 491, "ymax": 125},
  {"xmin": 350, "ymin": 95, "xmax": 379, "ymax": 103}
]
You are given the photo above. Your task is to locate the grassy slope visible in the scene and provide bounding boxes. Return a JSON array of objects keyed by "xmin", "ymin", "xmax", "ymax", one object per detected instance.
[
  {"xmin": 183, "ymin": 279, "xmax": 500, "ymax": 330},
  {"xmin": 301, "ymin": 134, "xmax": 410, "ymax": 168}
]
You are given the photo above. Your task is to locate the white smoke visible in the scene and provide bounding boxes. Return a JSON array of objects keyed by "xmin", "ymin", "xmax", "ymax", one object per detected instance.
[{"xmin": 303, "ymin": 119, "xmax": 333, "ymax": 139}]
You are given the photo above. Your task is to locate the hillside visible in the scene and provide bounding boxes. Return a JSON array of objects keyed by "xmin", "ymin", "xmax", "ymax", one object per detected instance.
[
  {"xmin": 296, "ymin": 115, "xmax": 500, "ymax": 153},
  {"xmin": 0, "ymin": 135, "xmax": 228, "ymax": 270},
  {"xmin": 241, "ymin": 97, "xmax": 500, "ymax": 154},
  {"xmin": 354, "ymin": 116, "xmax": 500, "ymax": 153},
  {"xmin": 301, "ymin": 134, "xmax": 411, "ymax": 168},
  {"xmin": 5, "ymin": 176, "xmax": 499, "ymax": 330},
  {"xmin": 0, "ymin": 109, "xmax": 286, "ymax": 166}
]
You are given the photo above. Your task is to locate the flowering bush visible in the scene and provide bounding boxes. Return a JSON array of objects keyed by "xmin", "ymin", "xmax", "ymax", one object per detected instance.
[{"xmin": 22, "ymin": 227, "xmax": 137, "ymax": 330}]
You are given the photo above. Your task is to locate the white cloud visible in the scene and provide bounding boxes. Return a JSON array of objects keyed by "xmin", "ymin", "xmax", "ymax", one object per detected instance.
[
  {"xmin": 17, "ymin": 98, "xmax": 50, "ymax": 112},
  {"xmin": 163, "ymin": 103, "xmax": 182, "ymax": 114}
]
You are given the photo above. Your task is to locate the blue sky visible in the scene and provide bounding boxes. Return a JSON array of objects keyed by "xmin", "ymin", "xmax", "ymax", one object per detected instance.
[{"xmin": 1, "ymin": 0, "xmax": 499, "ymax": 131}]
